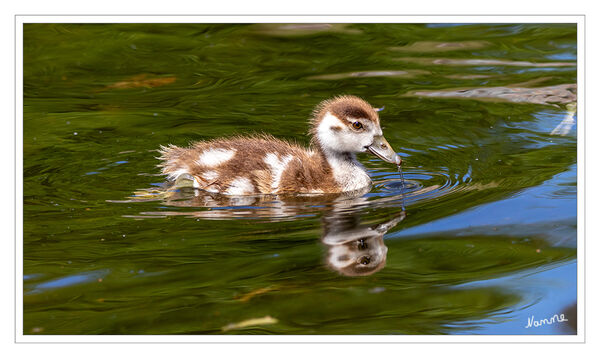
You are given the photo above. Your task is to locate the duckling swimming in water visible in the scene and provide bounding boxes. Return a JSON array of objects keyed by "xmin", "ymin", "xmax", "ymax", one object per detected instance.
[{"xmin": 157, "ymin": 95, "xmax": 401, "ymax": 195}]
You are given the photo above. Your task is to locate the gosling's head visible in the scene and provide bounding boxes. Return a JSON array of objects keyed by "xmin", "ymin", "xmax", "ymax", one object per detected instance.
[
  {"xmin": 310, "ymin": 95, "xmax": 401, "ymax": 165},
  {"xmin": 324, "ymin": 231, "xmax": 389, "ymax": 277}
]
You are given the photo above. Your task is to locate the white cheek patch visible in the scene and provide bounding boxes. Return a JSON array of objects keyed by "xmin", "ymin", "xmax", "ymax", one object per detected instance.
[
  {"xmin": 317, "ymin": 112, "xmax": 345, "ymax": 149},
  {"xmin": 264, "ymin": 153, "xmax": 294, "ymax": 190},
  {"xmin": 195, "ymin": 148, "xmax": 236, "ymax": 167},
  {"xmin": 225, "ymin": 177, "xmax": 255, "ymax": 195},
  {"xmin": 328, "ymin": 245, "xmax": 355, "ymax": 269}
]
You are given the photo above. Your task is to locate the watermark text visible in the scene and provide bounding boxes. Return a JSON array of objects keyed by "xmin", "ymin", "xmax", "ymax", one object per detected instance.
[{"xmin": 525, "ymin": 313, "xmax": 568, "ymax": 328}]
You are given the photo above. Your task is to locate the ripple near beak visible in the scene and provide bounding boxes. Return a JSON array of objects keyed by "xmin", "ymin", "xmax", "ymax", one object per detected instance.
[{"xmin": 367, "ymin": 135, "xmax": 402, "ymax": 165}]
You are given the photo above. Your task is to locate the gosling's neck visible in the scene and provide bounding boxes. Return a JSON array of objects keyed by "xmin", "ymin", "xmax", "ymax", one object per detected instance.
[{"xmin": 314, "ymin": 144, "xmax": 372, "ymax": 192}]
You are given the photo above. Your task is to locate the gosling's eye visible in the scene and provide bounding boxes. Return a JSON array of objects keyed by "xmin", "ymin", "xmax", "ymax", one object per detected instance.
[
  {"xmin": 352, "ymin": 121, "xmax": 363, "ymax": 130},
  {"xmin": 357, "ymin": 239, "xmax": 368, "ymax": 250}
]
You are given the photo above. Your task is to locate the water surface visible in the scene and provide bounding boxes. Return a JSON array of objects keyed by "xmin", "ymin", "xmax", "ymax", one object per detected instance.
[{"xmin": 23, "ymin": 23, "xmax": 577, "ymax": 335}]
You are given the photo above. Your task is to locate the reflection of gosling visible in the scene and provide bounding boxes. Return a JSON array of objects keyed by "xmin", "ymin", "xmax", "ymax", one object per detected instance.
[{"xmin": 322, "ymin": 212, "xmax": 405, "ymax": 276}]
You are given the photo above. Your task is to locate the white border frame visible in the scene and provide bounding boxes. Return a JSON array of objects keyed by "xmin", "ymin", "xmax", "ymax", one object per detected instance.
[{"xmin": 15, "ymin": 15, "xmax": 585, "ymax": 343}]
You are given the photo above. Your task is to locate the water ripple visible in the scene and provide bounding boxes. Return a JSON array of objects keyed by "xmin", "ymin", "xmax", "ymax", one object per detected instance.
[{"xmin": 24, "ymin": 269, "xmax": 110, "ymax": 295}]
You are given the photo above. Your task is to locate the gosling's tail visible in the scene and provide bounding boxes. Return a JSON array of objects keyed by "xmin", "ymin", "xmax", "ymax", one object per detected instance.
[{"xmin": 156, "ymin": 144, "xmax": 191, "ymax": 181}]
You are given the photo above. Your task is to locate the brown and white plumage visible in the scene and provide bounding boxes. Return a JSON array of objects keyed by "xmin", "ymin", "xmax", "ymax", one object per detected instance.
[{"xmin": 157, "ymin": 95, "xmax": 401, "ymax": 195}]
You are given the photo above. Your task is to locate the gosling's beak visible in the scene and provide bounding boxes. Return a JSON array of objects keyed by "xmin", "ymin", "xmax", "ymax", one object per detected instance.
[{"xmin": 366, "ymin": 135, "xmax": 402, "ymax": 165}]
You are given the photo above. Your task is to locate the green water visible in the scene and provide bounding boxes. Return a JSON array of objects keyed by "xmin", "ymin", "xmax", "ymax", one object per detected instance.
[{"xmin": 23, "ymin": 23, "xmax": 577, "ymax": 335}]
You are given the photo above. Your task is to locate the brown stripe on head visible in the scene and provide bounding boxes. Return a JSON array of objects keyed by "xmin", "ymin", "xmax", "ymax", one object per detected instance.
[{"xmin": 309, "ymin": 95, "xmax": 380, "ymax": 135}]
